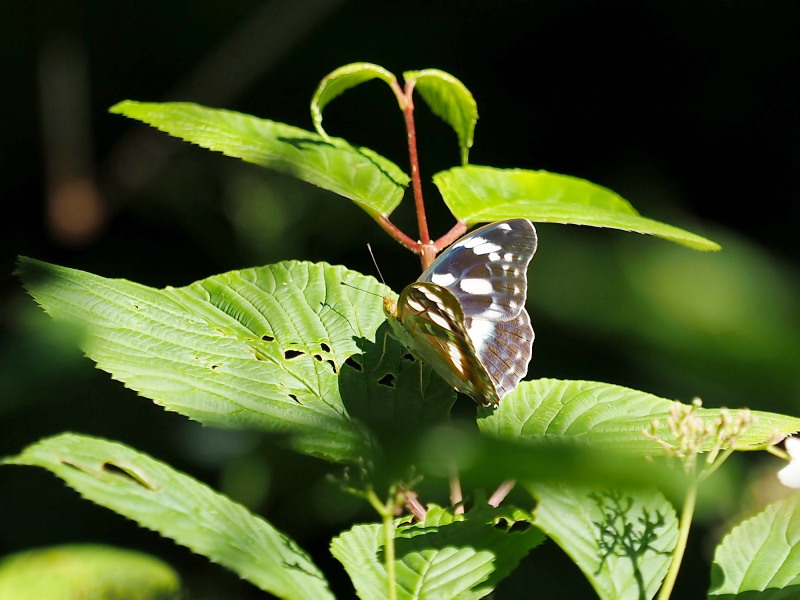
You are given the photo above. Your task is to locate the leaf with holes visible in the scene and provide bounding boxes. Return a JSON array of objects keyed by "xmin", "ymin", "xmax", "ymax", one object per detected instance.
[
  {"xmin": 478, "ymin": 379, "xmax": 800, "ymax": 454},
  {"xmin": 330, "ymin": 504, "xmax": 544, "ymax": 600},
  {"xmin": 3, "ymin": 433, "xmax": 335, "ymax": 600},
  {"xmin": 530, "ymin": 482, "xmax": 678, "ymax": 600},
  {"xmin": 433, "ymin": 165, "xmax": 720, "ymax": 251},
  {"xmin": 111, "ymin": 100, "xmax": 410, "ymax": 220},
  {"xmin": 18, "ymin": 257, "xmax": 455, "ymax": 463}
]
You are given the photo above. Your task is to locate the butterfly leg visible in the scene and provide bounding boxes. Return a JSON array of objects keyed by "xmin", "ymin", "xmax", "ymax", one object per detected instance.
[
  {"xmin": 417, "ymin": 358, "xmax": 426, "ymax": 402},
  {"xmin": 367, "ymin": 328, "xmax": 392, "ymax": 373}
]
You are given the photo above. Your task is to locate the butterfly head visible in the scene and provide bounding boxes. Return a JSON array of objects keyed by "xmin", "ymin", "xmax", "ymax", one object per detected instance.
[{"xmin": 382, "ymin": 295, "xmax": 398, "ymax": 319}]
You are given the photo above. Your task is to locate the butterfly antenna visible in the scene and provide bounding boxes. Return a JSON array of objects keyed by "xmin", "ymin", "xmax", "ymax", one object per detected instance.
[
  {"xmin": 367, "ymin": 243, "xmax": 387, "ymax": 285},
  {"xmin": 338, "ymin": 281, "xmax": 383, "ymax": 297}
]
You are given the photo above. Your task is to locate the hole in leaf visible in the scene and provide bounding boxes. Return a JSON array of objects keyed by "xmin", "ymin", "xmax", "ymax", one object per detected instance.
[
  {"xmin": 313, "ymin": 354, "xmax": 338, "ymax": 374},
  {"xmin": 284, "ymin": 350, "xmax": 304, "ymax": 360},
  {"xmin": 211, "ymin": 364, "xmax": 220, "ymax": 372},
  {"xmin": 493, "ymin": 518, "xmax": 510, "ymax": 530},
  {"xmin": 101, "ymin": 462, "xmax": 154, "ymax": 490},
  {"xmin": 402, "ymin": 353, "xmax": 416, "ymax": 363},
  {"xmin": 288, "ymin": 393, "xmax": 300, "ymax": 404},
  {"xmin": 320, "ymin": 342, "xmax": 331, "ymax": 353},
  {"xmin": 508, "ymin": 521, "xmax": 531, "ymax": 533},
  {"xmin": 378, "ymin": 373, "xmax": 395, "ymax": 387},
  {"xmin": 345, "ymin": 357, "xmax": 363, "ymax": 372},
  {"xmin": 262, "ymin": 334, "xmax": 275, "ymax": 342}
]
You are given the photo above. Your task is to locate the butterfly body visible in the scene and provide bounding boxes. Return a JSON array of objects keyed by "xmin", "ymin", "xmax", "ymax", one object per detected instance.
[{"xmin": 384, "ymin": 219, "xmax": 537, "ymax": 407}]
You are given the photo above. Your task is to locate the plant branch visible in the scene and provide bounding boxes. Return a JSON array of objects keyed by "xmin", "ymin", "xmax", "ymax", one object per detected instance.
[
  {"xmin": 435, "ymin": 220, "xmax": 468, "ymax": 252},
  {"xmin": 402, "ymin": 79, "xmax": 430, "ymax": 248},
  {"xmin": 376, "ymin": 215, "xmax": 419, "ymax": 253},
  {"xmin": 488, "ymin": 479, "xmax": 516, "ymax": 508},
  {"xmin": 657, "ymin": 473, "xmax": 698, "ymax": 600},
  {"xmin": 366, "ymin": 486, "xmax": 398, "ymax": 600}
]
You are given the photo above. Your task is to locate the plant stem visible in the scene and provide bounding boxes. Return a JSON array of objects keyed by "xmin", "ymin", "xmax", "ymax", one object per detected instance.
[
  {"xmin": 488, "ymin": 479, "xmax": 516, "ymax": 507},
  {"xmin": 377, "ymin": 214, "xmax": 418, "ymax": 253},
  {"xmin": 657, "ymin": 477, "xmax": 698, "ymax": 600},
  {"xmin": 401, "ymin": 79, "xmax": 435, "ymax": 271},
  {"xmin": 450, "ymin": 466, "xmax": 464, "ymax": 515},
  {"xmin": 434, "ymin": 220, "xmax": 468, "ymax": 252},
  {"xmin": 366, "ymin": 487, "xmax": 398, "ymax": 600},
  {"xmin": 382, "ymin": 508, "xmax": 397, "ymax": 600}
]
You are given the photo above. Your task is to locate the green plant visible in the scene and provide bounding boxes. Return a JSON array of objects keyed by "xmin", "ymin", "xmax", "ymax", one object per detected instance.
[{"xmin": 8, "ymin": 63, "xmax": 800, "ymax": 599}]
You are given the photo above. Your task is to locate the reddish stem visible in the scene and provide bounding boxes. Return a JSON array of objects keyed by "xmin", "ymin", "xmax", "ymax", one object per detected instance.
[
  {"xmin": 401, "ymin": 489, "xmax": 427, "ymax": 522},
  {"xmin": 402, "ymin": 80, "xmax": 431, "ymax": 249},
  {"xmin": 434, "ymin": 220, "xmax": 468, "ymax": 252},
  {"xmin": 488, "ymin": 479, "xmax": 516, "ymax": 508},
  {"xmin": 376, "ymin": 215, "xmax": 418, "ymax": 253},
  {"xmin": 378, "ymin": 74, "xmax": 467, "ymax": 271}
]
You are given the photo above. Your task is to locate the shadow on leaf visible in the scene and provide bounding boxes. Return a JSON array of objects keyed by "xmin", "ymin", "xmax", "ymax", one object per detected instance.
[
  {"xmin": 338, "ymin": 323, "xmax": 456, "ymax": 455},
  {"xmin": 590, "ymin": 490, "xmax": 670, "ymax": 600}
]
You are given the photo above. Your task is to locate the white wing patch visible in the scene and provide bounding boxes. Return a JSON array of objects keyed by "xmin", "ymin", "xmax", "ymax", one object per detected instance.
[
  {"xmin": 459, "ymin": 278, "xmax": 494, "ymax": 295},
  {"xmin": 430, "ymin": 272, "xmax": 457, "ymax": 286},
  {"xmin": 458, "ymin": 236, "xmax": 503, "ymax": 255},
  {"xmin": 465, "ymin": 318, "xmax": 495, "ymax": 355}
]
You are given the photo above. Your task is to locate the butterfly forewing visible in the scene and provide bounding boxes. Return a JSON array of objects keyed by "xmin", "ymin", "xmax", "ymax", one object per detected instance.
[
  {"xmin": 392, "ymin": 283, "xmax": 500, "ymax": 407},
  {"xmin": 420, "ymin": 219, "xmax": 538, "ymax": 321}
]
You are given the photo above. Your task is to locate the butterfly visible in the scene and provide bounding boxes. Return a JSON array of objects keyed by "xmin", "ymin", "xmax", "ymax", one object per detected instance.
[{"xmin": 383, "ymin": 219, "xmax": 537, "ymax": 407}]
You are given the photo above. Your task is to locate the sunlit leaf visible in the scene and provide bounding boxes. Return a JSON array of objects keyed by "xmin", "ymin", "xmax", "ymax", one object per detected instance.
[
  {"xmin": 709, "ymin": 493, "xmax": 800, "ymax": 598},
  {"xmin": 0, "ymin": 544, "xmax": 181, "ymax": 600},
  {"xmin": 478, "ymin": 379, "xmax": 800, "ymax": 454},
  {"xmin": 111, "ymin": 100, "xmax": 409, "ymax": 219},
  {"xmin": 18, "ymin": 258, "xmax": 454, "ymax": 463},
  {"xmin": 4, "ymin": 433, "xmax": 335, "ymax": 600},
  {"xmin": 433, "ymin": 166, "xmax": 720, "ymax": 251},
  {"xmin": 330, "ymin": 504, "xmax": 543, "ymax": 600},
  {"xmin": 311, "ymin": 62, "xmax": 397, "ymax": 140},
  {"xmin": 531, "ymin": 482, "xmax": 678, "ymax": 600},
  {"xmin": 404, "ymin": 69, "xmax": 478, "ymax": 164}
]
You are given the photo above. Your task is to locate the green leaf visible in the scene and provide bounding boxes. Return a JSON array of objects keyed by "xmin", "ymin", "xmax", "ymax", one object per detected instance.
[
  {"xmin": 110, "ymin": 100, "xmax": 409, "ymax": 219},
  {"xmin": 311, "ymin": 62, "xmax": 397, "ymax": 140},
  {"xmin": 18, "ymin": 258, "xmax": 455, "ymax": 463},
  {"xmin": 531, "ymin": 482, "xmax": 678, "ymax": 600},
  {"xmin": 330, "ymin": 504, "xmax": 544, "ymax": 600},
  {"xmin": 478, "ymin": 379, "xmax": 800, "ymax": 454},
  {"xmin": 4, "ymin": 433, "xmax": 335, "ymax": 600},
  {"xmin": 433, "ymin": 166, "xmax": 721, "ymax": 251},
  {"xmin": 0, "ymin": 544, "xmax": 181, "ymax": 600},
  {"xmin": 404, "ymin": 69, "xmax": 478, "ymax": 165},
  {"xmin": 709, "ymin": 493, "xmax": 800, "ymax": 598}
]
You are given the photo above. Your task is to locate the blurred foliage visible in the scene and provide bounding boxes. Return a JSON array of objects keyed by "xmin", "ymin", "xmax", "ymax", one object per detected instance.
[
  {"xmin": 2, "ymin": 1, "xmax": 799, "ymax": 598},
  {"xmin": 0, "ymin": 544, "xmax": 181, "ymax": 600}
]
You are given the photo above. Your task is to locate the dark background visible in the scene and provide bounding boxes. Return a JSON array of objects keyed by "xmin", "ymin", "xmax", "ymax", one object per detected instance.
[{"xmin": 2, "ymin": 1, "xmax": 799, "ymax": 598}]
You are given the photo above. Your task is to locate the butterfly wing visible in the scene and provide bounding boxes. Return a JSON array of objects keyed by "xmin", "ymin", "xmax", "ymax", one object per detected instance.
[
  {"xmin": 419, "ymin": 219, "xmax": 537, "ymax": 401},
  {"xmin": 390, "ymin": 282, "xmax": 500, "ymax": 406}
]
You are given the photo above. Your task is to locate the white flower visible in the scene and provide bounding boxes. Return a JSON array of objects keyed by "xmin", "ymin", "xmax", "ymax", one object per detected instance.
[{"xmin": 777, "ymin": 437, "xmax": 800, "ymax": 489}]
